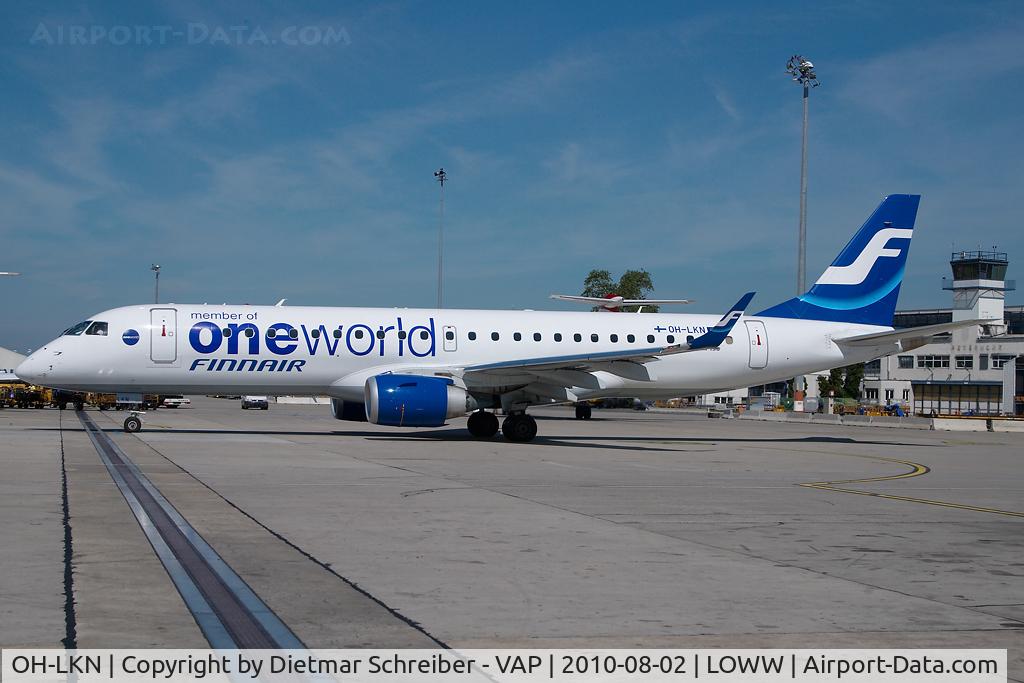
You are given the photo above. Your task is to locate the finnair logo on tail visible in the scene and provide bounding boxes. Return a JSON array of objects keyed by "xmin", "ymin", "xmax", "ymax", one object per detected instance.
[{"xmin": 815, "ymin": 228, "xmax": 913, "ymax": 286}]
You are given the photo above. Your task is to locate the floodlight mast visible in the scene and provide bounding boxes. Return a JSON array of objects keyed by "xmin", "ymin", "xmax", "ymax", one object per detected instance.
[
  {"xmin": 151, "ymin": 264, "xmax": 161, "ymax": 304},
  {"xmin": 786, "ymin": 54, "xmax": 819, "ymax": 295},
  {"xmin": 434, "ymin": 168, "xmax": 447, "ymax": 309}
]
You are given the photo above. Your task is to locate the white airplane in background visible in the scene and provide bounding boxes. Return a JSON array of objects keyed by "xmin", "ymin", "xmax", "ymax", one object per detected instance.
[{"xmin": 18, "ymin": 195, "xmax": 986, "ymax": 442}]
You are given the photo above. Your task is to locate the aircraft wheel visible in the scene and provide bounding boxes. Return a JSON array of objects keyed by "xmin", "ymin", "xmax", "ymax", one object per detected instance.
[
  {"xmin": 467, "ymin": 411, "xmax": 499, "ymax": 438},
  {"xmin": 123, "ymin": 416, "xmax": 142, "ymax": 433},
  {"xmin": 502, "ymin": 414, "xmax": 537, "ymax": 442},
  {"xmin": 574, "ymin": 403, "xmax": 592, "ymax": 420}
]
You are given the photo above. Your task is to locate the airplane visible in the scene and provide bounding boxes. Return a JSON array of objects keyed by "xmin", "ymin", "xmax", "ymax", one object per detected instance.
[{"xmin": 17, "ymin": 194, "xmax": 988, "ymax": 442}]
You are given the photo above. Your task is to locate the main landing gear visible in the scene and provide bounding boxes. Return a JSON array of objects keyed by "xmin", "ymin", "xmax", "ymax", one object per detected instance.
[
  {"xmin": 467, "ymin": 410, "xmax": 500, "ymax": 438},
  {"xmin": 501, "ymin": 412, "xmax": 537, "ymax": 443},
  {"xmin": 574, "ymin": 403, "xmax": 592, "ymax": 420}
]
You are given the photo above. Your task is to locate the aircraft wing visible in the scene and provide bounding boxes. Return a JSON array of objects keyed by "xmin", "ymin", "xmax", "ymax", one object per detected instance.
[
  {"xmin": 460, "ymin": 292, "xmax": 755, "ymax": 391},
  {"xmin": 832, "ymin": 318, "xmax": 995, "ymax": 349}
]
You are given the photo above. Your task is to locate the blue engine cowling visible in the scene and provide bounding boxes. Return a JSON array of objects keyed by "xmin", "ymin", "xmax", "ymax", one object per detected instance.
[
  {"xmin": 364, "ymin": 374, "xmax": 473, "ymax": 427},
  {"xmin": 330, "ymin": 398, "xmax": 367, "ymax": 422}
]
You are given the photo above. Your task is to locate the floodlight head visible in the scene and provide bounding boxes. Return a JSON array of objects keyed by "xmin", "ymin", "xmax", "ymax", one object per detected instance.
[
  {"xmin": 785, "ymin": 54, "xmax": 820, "ymax": 88},
  {"xmin": 151, "ymin": 264, "xmax": 161, "ymax": 272}
]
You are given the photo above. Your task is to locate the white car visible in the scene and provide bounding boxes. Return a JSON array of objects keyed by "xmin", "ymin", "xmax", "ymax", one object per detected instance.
[
  {"xmin": 241, "ymin": 396, "xmax": 269, "ymax": 410},
  {"xmin": 161, "ymin": 395, "xmax": 191, "ymax": 408}
]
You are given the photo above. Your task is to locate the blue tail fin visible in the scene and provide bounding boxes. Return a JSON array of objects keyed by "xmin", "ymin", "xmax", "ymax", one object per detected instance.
[{"xmin": 756, "ymin": 194, "xmax": 920, "ymax": 326}]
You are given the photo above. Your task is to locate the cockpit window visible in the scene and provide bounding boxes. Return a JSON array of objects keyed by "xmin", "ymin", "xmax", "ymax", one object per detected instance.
[
  {"xmin": 85, "ymin": 321, "xmax": 108, "ymax": 336},
  {"xmin": 63, "ymin": 321, "xmax": 92, "ymax": 336}
]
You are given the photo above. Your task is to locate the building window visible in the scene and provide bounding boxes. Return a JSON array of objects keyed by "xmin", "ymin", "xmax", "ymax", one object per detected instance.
[
  {"xmin": 955, "ymin": 355, "xmax": 973, "ymax": 369},
  {"xmin": 897, "ymin": 355, "xmax": 914, "ymax": 369},
  {"xmin": 992, "ymin": 354, "xmax": 1015, "ymax": 369},
  {"xmin": 917, "ymin": 355, "xmax": 950, "ymax": 368},
  {"xmin": 979, "ymin": 354, "xmax": 988, "ymax": 370},
  {"xmin": 885, "ymin": 389, "xmax": 894, "ymax": 401},
  {"xmin": 902, "ymin": 389, "xmax": 911, "ymax": 401},
  {"xmin": 864, "ymin": 359, "xmax": 881, "ymax": 374},
  {"xmin": 865, "ymin": 388, "xmax": 879, "ymax": 400}
]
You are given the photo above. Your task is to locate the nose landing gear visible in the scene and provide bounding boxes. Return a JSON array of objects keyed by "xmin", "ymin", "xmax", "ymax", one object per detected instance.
[{"xmin": 123, "ymin": 411, "xmax": 144, "ymax": 433}]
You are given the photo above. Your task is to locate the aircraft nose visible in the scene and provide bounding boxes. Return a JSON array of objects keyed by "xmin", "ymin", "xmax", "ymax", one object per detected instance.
[{"xmin": 16, "ymin": 351, "xmax": 51, "ymax": 384}]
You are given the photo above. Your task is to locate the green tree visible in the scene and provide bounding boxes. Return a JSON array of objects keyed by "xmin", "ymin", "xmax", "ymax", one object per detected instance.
[
  {"xmin": 580, "ymin": 268, "xmax": 659, "ymax": 312},
  {"xmin": 817, "ymin": 365, "xmax": 865, "ymax": 399}
]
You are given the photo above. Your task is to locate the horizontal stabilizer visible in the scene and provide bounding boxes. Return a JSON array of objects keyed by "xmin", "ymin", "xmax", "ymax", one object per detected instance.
[
  {"xmin": 550, "ymin": 294, "xmax": 693, "ymax": 310},
  {"xmin": 833, "ymin": 319, "xmax": 995, "ymax": 348}
]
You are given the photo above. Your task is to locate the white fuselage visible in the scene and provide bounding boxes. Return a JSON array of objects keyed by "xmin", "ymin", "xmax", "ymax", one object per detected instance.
[{"xmin": 19, "ymin": 304, "xmax": 896, "ymax": 402}]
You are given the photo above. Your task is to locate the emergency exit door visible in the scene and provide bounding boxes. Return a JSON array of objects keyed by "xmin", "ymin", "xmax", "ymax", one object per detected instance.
[
  {"xmin": 745, "ymin": 320, "xmax": 768, "ymax": 369},
  {"xmin": 150, "ymin": 308, "xmax": 177, "ymax": 363}
]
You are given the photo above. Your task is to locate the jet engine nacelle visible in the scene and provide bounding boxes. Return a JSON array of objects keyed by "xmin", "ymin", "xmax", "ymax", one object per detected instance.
[
  {"xmin": 331, "ymin": 398, "xmax": 368, "ymax": 422},
  {"xmin": 364, "ymin": 374, "xmax": 476, "ymax": 427}
]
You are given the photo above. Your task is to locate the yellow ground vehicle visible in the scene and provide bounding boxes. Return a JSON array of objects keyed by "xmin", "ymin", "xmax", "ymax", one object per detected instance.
[{"xmin": 88, "ymin": 393, "xmax": 117, "ymax": 410}]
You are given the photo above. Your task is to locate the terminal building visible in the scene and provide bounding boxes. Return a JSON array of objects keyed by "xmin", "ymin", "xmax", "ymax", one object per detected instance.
[{"xmin": 862, "ymin": 251, "xmax": 1022, "ymax": 416}]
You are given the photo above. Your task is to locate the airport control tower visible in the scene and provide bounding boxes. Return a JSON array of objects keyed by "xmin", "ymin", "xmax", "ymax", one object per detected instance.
[{"xmin": 943, "ymin": 251, "xmax": 1015, "ymax": 340}]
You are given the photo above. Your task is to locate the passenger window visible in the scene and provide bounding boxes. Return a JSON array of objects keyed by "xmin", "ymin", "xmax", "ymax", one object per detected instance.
[
  {"xmin": 647, "ymin": 334, "xmax": 655, "ymax": 343},
  {"xmin": 573, "ymin": 333, "xmax": 582, "ymax": 342},
  {"xmin": 311, "ymin": 329, "xmax": 320, "ymax": 339},
  {"xmin": 610, "ymin": 334, "xmax": 618, "ymax": 343},
  {"xmin": 627, "ymin": 334, "xmax": 635, "ymax": 343},
  {"xmin": 667, "ymin": 335, "xmax": 675, "ymax": 344},
  {"xmin": 376, "ymin": 330, "xmax": 386, "ymax": 339},
  {"xmin": 223, "ymin": 328, "xmax": 232, "ymax": 338},
  {"xmin": 468, "ymin": 332, "xmax": 477, "ymax": 341},
  {"xmin": 267, "ymin": 329, "xmax": 277, "ymax": 338},
  {"xmin": 491, "ymin": 332, "xmax": 500, "ymax": 341},
  {"xmin": 446, "ymin": 330, "xmax": 455, "ymax": 341},
  {"xmin": 420, "ymin": 330, "xmax": 429, "ymax": 340},
  {"xmin": 398, "ymin": 331, "xmax": 407, "ymax": 340},
  {"xmin": 289, "ymin": 328, "xmax": 298, "ymax": 339},
  {"xmin": 533, "ymin": 332, "xmax": 541, "ymax": 342},
  {"xmin": 64, "ymin": 321, "xmax": 91, "ymax": 336},
  {"xmin": 247, "ymin": 328, "xmax": 256, "ymax": 338},
  {"xmin": 332, "ymin": 329, "xmax": 342, "ymax": 339},
  {"xmin": 513, "ymin": 332, "xmax": 522, "ymax": 341},
  {"xmin": 686, "ymin": 335, "xmax": 694, "ymax": 344},
  {"xmin": 554, "ymin": 333, "xmax": 563, "ymax": 342},
  {"xmin": 590, "ymin": 333, "xmax": 599, "ymax": 342},
  {"xmin": 354, "ymin": 330, "xmax": 364, "ymax": 339}
]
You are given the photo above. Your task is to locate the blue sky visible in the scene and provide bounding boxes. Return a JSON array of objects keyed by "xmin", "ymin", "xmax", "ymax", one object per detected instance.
[{"xmin": 2, "ymin": 0, "xmax": 1022, "ymax": 352}]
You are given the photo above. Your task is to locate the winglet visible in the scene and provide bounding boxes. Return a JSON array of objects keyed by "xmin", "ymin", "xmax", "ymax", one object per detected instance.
[{"xmin": 688, "ymin": 292, "xmax": 756, "ymax": 350}]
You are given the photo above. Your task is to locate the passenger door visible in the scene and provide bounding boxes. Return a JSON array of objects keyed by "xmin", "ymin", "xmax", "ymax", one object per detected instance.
[
  {"xmin": 150, "ymin": 308, "xmax": 177, "ymax": 363},
  {"xmin": 442, "ymin": 325, "xmax": 457, "ymax": 352},
  {"xmin": 745, "ymin": 320, "xmax": 768, "ymax": 369}
]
